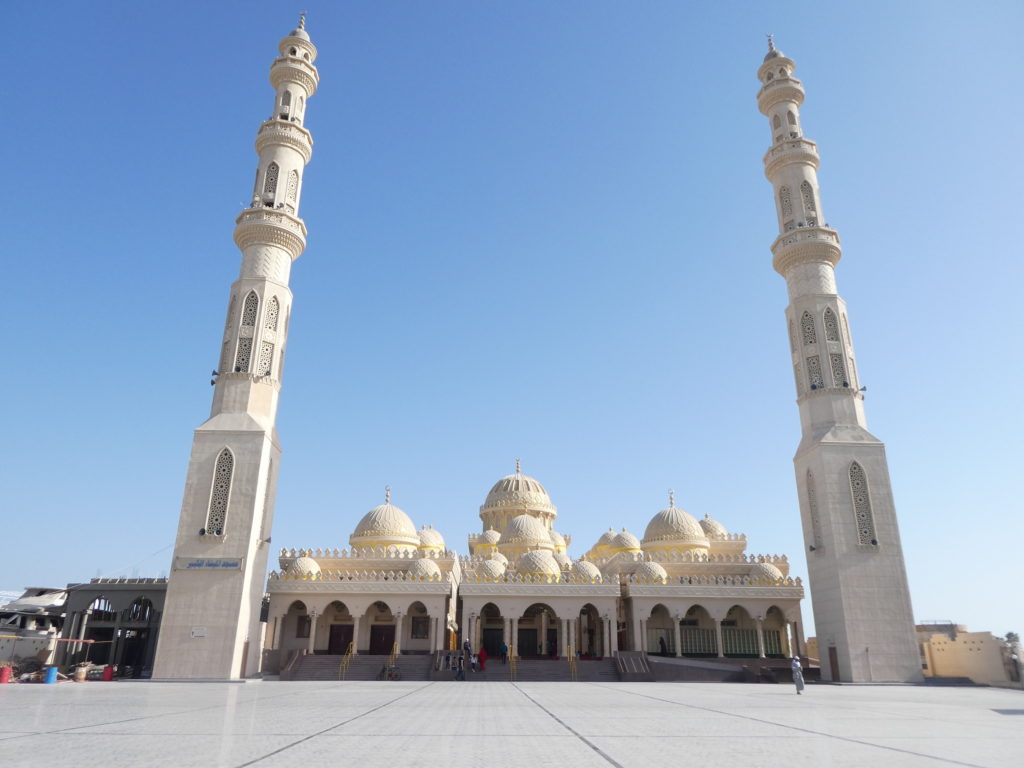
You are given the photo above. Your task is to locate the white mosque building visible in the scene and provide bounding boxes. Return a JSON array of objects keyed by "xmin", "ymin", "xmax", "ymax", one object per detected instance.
[{"xmin": 149, "ymin": 19, "xmax": 921, "ymax": 683}]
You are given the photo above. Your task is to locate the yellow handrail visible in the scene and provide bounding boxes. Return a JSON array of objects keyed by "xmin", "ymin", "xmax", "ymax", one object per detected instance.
[
  {"xmin": 508, "ymin": 645, "xmax": 517, "ymax": 681},
  {"xmin": 339, "ymin": 641, "xmax": 355, "ymax": 680},
  {"xmin": 388, "ymin": 641, "xmax": 399, "ymax": 668},
  {"xmin": 568, "ymin": 645, "xmax": 578, "ymax": 681}
]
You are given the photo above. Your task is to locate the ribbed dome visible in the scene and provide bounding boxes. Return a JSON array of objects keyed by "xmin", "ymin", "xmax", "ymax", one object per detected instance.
[
  {"xmin": 349, "ymin": 500, "xmax": 419, "ymax": 550},
  {"xmin": 553, "ymin": 552, "xmax": 572, "ymax": 570},
  {"xmin": 749, "ymin": 562, "xmax": 784, "ymax": 583},
  {"xmin": 699, "ymin": 513, "xmax": 729, "ymax": 538},
  {"xmin": 407, "ymin": 558, "xmax": 442, "ymax": 581},
  {"xmin": 478, "ymin": 559, "xmax": 506, "ymax": 580},
  {"xmin": 572, "ymin": 561, "xmax": 603, "ymax": 582},
  {"xmin": 499, "ymin": 514, "xmax": 554, "ymax": 550},
  {"xmin": 288, "ymin": 556, "xmax": 321, "ymax": 576},
  {"xmin": 642, "ymin": 502, "xmax": 710, "ymax": 551},
  {"xmin": 593, "ymin": 529, "xmax": 616, "ymax": 550},
  {"xmin": 549, "ymin": 529, "xmax": 566, "ymax": 550},
  {"xmin": 488, "ymin": 552, "xmax": 509, "ymax": 566},
  {"xmin": 481, "ymin": 469, "xmax": 556, "ymax": 516},
  {"xmin": 480, "ymin": 529, "xmax": 501, "ymax": 545},
  {"xmin": 611, "ymin": 529, "xmax": 641, "ymax": 551},
  {"xmin": 517, "ymin": 550, "xmax": 561, "ymax": 578},
  {"xmin": 633, "ymin": 561, "xmax": 668, "ymax": 583},
  {"xmin": 417, "ymin": 525, "xmax": 446, "ymax": 551}
]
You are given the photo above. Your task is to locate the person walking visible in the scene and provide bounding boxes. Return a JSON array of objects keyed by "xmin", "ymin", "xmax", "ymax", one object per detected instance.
[
  {"xmin": 658, "ymin": 636, "xmax": 668, "ymax": 657},
  {"xmin": 478, "ymin": 646, "xmax": 487, "ymax": 671},
  {"xmin": 455, "ymin": 654, "xmax": 465, "ymax": 681},
  {"xmin": 791, "ymin": 657, "xmax": 805, "ymax": 694},
  {"xmin": 463, "ymin": 638, "xmax": 472, "ymax": 655},
  {"xmin": 500, "ymin": 642, "xmax": 508, "ymax": 664}
]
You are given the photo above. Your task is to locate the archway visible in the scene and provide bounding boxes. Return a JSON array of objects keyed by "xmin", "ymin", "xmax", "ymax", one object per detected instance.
[
  {"xmin": 518, "ymin": 603, "xmax": 558, "ymax": 658},
  {"xmin": 404, "ymin": 601, "xmax": 432, "ymax": 653},
  {"xmin": 763, "ymin": 606, "xmax": 788, "ymax": 658},
  {"xmin": 647, "ymin": 604, "xmax": 674, "ymax": 656},
  {"xmin": 579, "ymin": 604, "xmax": 602, "ymax": 658},
  {"xmin": 363, "ymin": 601, "xmax": 395, "ymax": 655},
  {"xmin": 282, "ymin": 600, "xmax": 309, "ymax": 651},
  {"xmin": 722, "ymin": 605, "xmax": 758, "ymax": 658},
  {"xmin": 480, "ymin": 603, "xmax": 504, "ymax": 658},
  {"xmin": 324, "ymin": 601, "xmax": 353, "ymax": 654},
  {"xmin": 680, "ymin": 605, "xmax": 718, "ymax": 658},
  {"xmin": 116, "ymin": 597, "xmax": 156, "ymax": 677}
]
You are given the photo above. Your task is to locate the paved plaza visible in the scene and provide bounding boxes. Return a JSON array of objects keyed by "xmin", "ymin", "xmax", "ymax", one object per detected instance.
[{"xmin": 1, "ymin": 681, "xmax": 1021, "ymax": 767}]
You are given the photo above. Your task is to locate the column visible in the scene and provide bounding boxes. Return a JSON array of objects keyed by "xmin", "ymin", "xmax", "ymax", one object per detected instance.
[
  {"xmin": 352, "ymin": 615, "xmax": 361, "ymax": 655},
  {"xmin": 793, "ymin": 618, "xmax": 806, "ymax": 658},
  {"xmin": 274, "ymin": 614, "xmax": 287, "ymax": 649},
  {"xmin": 78, "ymin": 610, "xmax": 92, "ymax": 663},
  {"xmin": 394, "ymin": 612, "xmax": 403, "ymax": 654},
  {"xmin": 307, "ymin": 611, "xmax": 317, "ymax": 653},
  {"xmin": 756, "ymin": 618, "xmax": 766, "ymax": 659},
  {"xmin": 540, "ymin": 613, "xmax": 548, "ymax": 655},
  {"xmin": 502, "ymin": 614, "xmax": 510, "ymax": 651},
  {"xmin": 715, "ymin": 619, "xmax": 725, "ymax": 658},
  {"xmin": 429, "ymin": 616, "xmax": 437, "ymax": 652},
  {"xmin": 782, "ymin": 621, "xmax": 793, "ymax": 657},
  {"xmin": 673, "ymin": 617, "xmax": 682, "ymax": 658},
  {"xmin": 610, "ymin": 616, "xmax": 619, "ymax": 654}
]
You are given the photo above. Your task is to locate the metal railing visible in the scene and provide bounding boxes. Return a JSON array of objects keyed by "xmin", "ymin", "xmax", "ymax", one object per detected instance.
[
  {"xmin": 338, "ymin": 641, "xmax": 354, "ymax": 680},
  {"xmin": 388, "ymin": 641, "xmax": 399, "ymax": 668},
  {"xmin": 508, "ymin": 645, "xmax": 517, "ymax": 681},
  {"xmin": 567, "ymin": 645, "xmax": 578, "ymax": 681}
]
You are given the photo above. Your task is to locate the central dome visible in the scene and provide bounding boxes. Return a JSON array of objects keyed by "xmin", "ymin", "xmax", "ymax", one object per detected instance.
[
  {"xmin": 481, "ymin": 468, "xmax": 556, "ymax": 517},
  {"xmin": 349, "ymin": 499, "xmax": 419, "ymax": 551},
  {"xmin": 642, "ymin": 497, "xmax": 710, "ymax": 552},
  {"xmin": 499, "ymin": 514, "xmax": 554, "ymax": 551}
]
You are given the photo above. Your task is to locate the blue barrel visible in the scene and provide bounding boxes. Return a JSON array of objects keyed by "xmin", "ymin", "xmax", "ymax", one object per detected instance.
[{"xmin": 43, "ymin": 666, "xmax": 58, "ymax": 684}]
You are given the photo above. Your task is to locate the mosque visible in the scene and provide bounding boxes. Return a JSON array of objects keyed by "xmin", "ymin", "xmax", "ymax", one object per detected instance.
[{"xmin": 145, "ymin": 19, "xmax": 922, "ymax": 683}]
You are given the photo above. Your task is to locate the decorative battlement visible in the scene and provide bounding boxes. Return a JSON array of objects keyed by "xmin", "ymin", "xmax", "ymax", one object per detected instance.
[
  {"xmin": 234, "ymin": 208, "xmax": 307, "ymax": 258},
  {"xmin": 255, "ymin": 120, "xmax": 313, "ymax": 163},
  {"xmin": 270, "ymin": 56, "xmax": 319, "ymax": 95},
  {"xmin": 771, "ymin": 226, "xmax": 841, "ymax": 275},
  {"xmin": 460, "ymin": 571, "xmax": 605, "ymax": 585},
  {"xmin": 630, "ymin": 573, "xmax": 801, "ymax": 587},
  {"xmin": 763, "ymin": 138, "xmax": 820, "ymax": 177},
  {"xmin": 756, "ymin": 76, "xmax": 804, "ymax": 111},
  {"xmin": 280, "ymin": 546, "xmax": 456, "ymax": 560},
  {"xmin": 269, "ymin": 569, "xmax": 452, "ymax": 583},
  {"xmin": 90, "ymin": 577, "xmax": 168, "ymax": 585}
]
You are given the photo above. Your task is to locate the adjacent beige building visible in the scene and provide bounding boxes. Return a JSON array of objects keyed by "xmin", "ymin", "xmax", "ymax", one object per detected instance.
[{"xmin": 918, "ymin": 624, "xmax": 1021, "ymax": 688}]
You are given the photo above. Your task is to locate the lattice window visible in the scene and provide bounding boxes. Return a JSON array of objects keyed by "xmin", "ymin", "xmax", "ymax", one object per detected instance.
[
  {"xmin": 848, "ymin": 462, "xmax": 877, "ymax": 545},
  {"xmin": 205, "ymin": 448, "xmax": 233, "ymax": 535},
  {"xmin": 241, "ymin": 291, "xmax": 259, "ymax": 327},
  {"xmin": 830, "ymin": 353, "xmax": 848, "ymax": 387},
  {"xmin": 800, "ymin": 180, "xmax": 816, "ymax": 213},
  {"xmin": 286, "ymin": 171, "xmax": 298, "ymax": 203},
  {"xmin": 787, "ymin": 111, "xmax": 796, "ymax": 125},
  {"xmin": 234, "ymin": 337, "xmax": 252, "ymax": 372},
  {"xmin": 801, "ymin": 311, "xmax": 816, "ymax": 345},
  {"xmin": 258, "ymin": 341, "xmax": 274, "ymax": 376},
  {"xmin": 264, "ymin": 162, "xmax": 279, "ymax": 196},
  {"xmin": 281, "ymin": 91, "xmax": 291, "ymax": 108},
  {"xmin": 265, "ymin": 297, "xmax": 280, "ymax": 331},
  {"xmin": 807, "ymin": 470, "xmax": 823, "ymax": 550},
  {"xmin": 806, "ymin": 355, "xmax": 823, "ymax": 389},
  {"xmin": 824, "ymin": 307, "xmax": 840, "ymax": 341},
  {"xmin": 780, "ymin": 186, "xmax": 793, "ymax": 219}
]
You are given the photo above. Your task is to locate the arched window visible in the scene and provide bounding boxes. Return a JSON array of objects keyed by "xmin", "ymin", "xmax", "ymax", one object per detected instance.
[
  {"xmin": 800, "ymin": 180, "xmax": 816, "ymax": 213},
  {"xmin": 286, "ymin": 171, "xmax": 299, "ymax": 203},
  {"xmin": 235, "ymin": 292, "xmax": 258, "ymax": 372},
  {"xmin": 298, "ymin": 96, "xmax": 305, "ymax": 113},
  {"xmin": 823, "ymin": 307, "xmax": 840, "ymax": 341},
  {"xmin": 779, "ymin": 186, "xmax": 793, "ymax": 219},
  {"xmin": 125, "ymin": 597, "xmax": 154, "ymax": 623},
  {"xmin": 264, "ymin": 296, "xmax": 280, "ymax": 331},
  {"xmin": 773, "ymin": 114, "xmax": 781, "ymax": 129},
  {"xmin": 806, "ymin": 356, "xmax": 823, "ymax": 389},
  {"xmin": 258, "ymin": 341, "xmax": 275, "ymax": 377},
  {"xmin": 800, "ymin": 311, "xmax": 816, "ymax": 345},
  {"xmin": 787, "ymin": 110, "xmax": 797, "ymax": 125},
  {"xmin": 848, "ymin": 462, "xmax": 877, "ymax": 546},
  {"xmin": 281, "ymin": 91, "xmax": 292, "ymax": 107},
  {"xmin": 264, "ymin": 162, "xmax": 279, "ymax": 197},
  {"xmin": 806, "ymin": 470, "xmax": 823, "ymax": 551},
  {"xmin": 829, "ymin": 353, "xmax": 848, "ymax": 387},
  {"xmin": 241, "ymin": 291, "xmax": 258, "ymax": 327},
  {"xmin": 205, "ymin": 448, "xmax": 234, "ymax": 535}
]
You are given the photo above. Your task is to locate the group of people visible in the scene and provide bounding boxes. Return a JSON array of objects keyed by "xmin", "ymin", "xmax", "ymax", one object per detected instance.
[{"xmin": 441, "ymin": 639, "xmax": 514, "ymax": 680}]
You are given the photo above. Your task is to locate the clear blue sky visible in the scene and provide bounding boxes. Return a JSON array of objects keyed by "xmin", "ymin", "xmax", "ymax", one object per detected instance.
[{"xmin": 4, "ymin": 1, "xmax": 1021, "ymax": 640}]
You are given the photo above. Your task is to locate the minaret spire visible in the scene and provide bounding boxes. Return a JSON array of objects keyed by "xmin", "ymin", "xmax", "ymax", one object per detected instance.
[
  {"xmin": 154, "ymin": 22, "xmax": 320, "ymax": 680},
  {"xmin": 756, "ymin": 46, "xmax": 921, "ymax": 683}
]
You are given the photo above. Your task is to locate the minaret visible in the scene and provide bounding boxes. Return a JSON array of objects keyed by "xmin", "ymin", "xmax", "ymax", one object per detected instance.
[
  {"xmin": 153, "ymin": 17, "xmax": 319, "ymax": 679},
  {"xmin": 756, "ymin": 39, "xmax": 921, "ymax": 682}
]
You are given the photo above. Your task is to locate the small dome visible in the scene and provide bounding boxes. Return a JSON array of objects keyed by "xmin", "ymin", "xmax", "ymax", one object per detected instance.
[
  {"xmin": 488, "ymin": 552, "xmax": 509, "ymax": 566},
  {"xmin": 633, "ymin": 561, "xmax": 668, "ymax": 584},
  {"xmin": 289, "ymin": 27, "xmax": 311, "ymax": 42},
  {"xmin": 407, "ymin": 558, "xmax": 442, "ymax": 581},
  {"xmin": 596, "ymin": 529, "xmax": 616, "ymax": 548},
  {"xmin": 699, "ymin": 513, "xmax": 729, "ymax": 538},
  {"xmin": 642, "ymin": 500, "xmax": 709, "ymax": 550},
  {"xmin": 572, "ymin": 561, "xmax": 603, "ymax": 582},
  {"xmin": 516, "ymin": 550, "xmax": 561, "ymax": 578},
  {"xmin": 478, "ymin": 559, "xmax": 506, "ymax": 580},
  {"xmin": 480, "ymin": 529, "xmax": 501, "ymax": 545},
  {"xmin": 499, "ymin": 514, "xmax": 554, "ymax": 550},
  {"xmin": 749, "ymin": 562, "xmax": 784, "ymax": 583},
  {"xmin": 611, "ymin": 529, "xmax": 641, "ymax": 551},
  {"xmin": 288, "ymin": 556, "xmax": 321, "ymax": 576},
  {"xmin": 417, "ymin": 525, "xmax": 446, "ymax": 551},
  {"xmin": 549, "ymin": 529, "xmax": 566, "ymax": 549},
  {"xmin": 349, "ymin": 499, "xmax": 419, "ymax": 550},
  {"xmin": 553, "ymin": 552, "xmax": 572, "ymax": 570},
  {"xmin": 481, "ymin": 468, "xmax": 556, "ymax": 516}
]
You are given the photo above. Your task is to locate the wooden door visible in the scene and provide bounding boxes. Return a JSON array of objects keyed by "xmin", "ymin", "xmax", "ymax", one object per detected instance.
[
  {"xmin": 369, "ymin": 625, "xmax": 395, "ymax": 655},
  {"xmin": 328, "ymin": 624, "xmax": 353, "ymax": 655}
]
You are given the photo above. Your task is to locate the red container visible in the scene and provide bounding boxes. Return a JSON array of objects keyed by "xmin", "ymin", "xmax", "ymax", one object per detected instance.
[
  {"xmin": 102, "ymin": 666, "xmax": 114, "ymax": 682},
  {"xmin": 0, "ymin": 667, "xmax": 11, "ymax": 684}
]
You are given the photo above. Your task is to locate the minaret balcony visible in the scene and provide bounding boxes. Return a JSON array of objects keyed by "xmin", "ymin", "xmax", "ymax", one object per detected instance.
[
  {"xmin": 763, "ymin": 138, "xmax": 819, "ymax": 177},
  {"xmin": 771, "ymin": 226, "xmax": 842, "ymax": 275},
  {"xmin": 757, "ymin": 77, "xmax": 804, "ymax": 112},
  {"xmin": 234, "ymin": 207, "xmax": 307, "ymax": 260},
  {"xmin": 255, "ymin": 120, "xmax": 313, "ymax": 164},
  {"xmin": 270, "ymin": 57, "xmax": 319, "ymax": 96}
]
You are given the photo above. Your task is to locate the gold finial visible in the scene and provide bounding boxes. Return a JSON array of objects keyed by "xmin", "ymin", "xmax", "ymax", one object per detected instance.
[
  {"xmin": 766, "ymin": 33, "xmax": 775, "ymax": 52},
  {"xmin": 298, "ymin": 11, "xmax": 307, "ymax": 29},
  {"xmin": 669, "ymin": 489, "xmax": 675, "ymax": 508},
  {"xmin": 515, "ymin": 458, "xmax": 521, "ymax": 474},
  {"xmin": 385, "ymin": 485, "xmax": 391, "ymax": 504}
]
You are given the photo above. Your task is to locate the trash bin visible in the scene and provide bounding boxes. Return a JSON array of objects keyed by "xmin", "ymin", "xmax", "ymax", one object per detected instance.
[
  {"xmin": 43, "ymin": 666, "xmax": 58, "ymax": 684},
  {"xmin": 0, "ymin": 667, "xmax": 11, "ymax": 684},
  {"xmin": 74, "ymin": 666, "xmax": 88, "ymax": 682},
  {"xmin": 102, "ymin": 665, "xmax": 114, "ymax": 681}
]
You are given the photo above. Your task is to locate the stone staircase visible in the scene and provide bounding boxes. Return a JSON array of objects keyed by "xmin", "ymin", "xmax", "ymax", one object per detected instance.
[
  {"xmin": 460, "ymin": 657, "xmax": 618, "ymax": 682},
  {"xmin": 288, "ymin": 653, "xmax": 434, "ymax": 681}
]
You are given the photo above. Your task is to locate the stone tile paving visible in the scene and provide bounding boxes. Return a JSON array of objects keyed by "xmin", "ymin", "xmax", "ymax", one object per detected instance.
[{"xmin": 0, "ymin": 681, "xmax": 1020, "ymax": 767}]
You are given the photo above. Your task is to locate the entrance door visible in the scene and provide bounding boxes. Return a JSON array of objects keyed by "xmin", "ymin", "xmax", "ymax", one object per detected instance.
[
  {"xmin": 369, "ymin": 625, "xmax": 395, "ymax": 655},
  {"xmin": 518, "ymin": 628, "xmax": 537, "ymax": 657},
  {"xmin": 828, "ymin": 646, "xmax": 841, "ymax": 682},
  {"xmin": 483, "ymin": 628, "xmax": 503, "ymax": 657},
  {"xmin": 547, "ymin": 627, "xmax": 558, "ymax": 657},
  {"xmin": 329, "ymin": 624, "xmax": 354, "ymax": 655}
]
